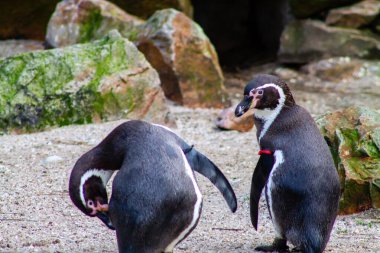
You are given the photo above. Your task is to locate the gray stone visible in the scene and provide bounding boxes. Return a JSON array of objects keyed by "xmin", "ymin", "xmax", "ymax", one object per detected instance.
[
  {"xmin": 42, "ymin": 155, "xmax": 64, "ymax": 164},
  {"xmin": 46, "ymin": 0, "xmax": 144, "ymax": 48},
  {"xmin": 300, "ymin": 57, "xmax": 380, "ymax": 95},
  {"xmin": 326, "ymin": 0, "xmax": 380, "ymax": 28},
  {"xmin": 278, "ymin": 20, "xmax": 380, "ymax": 63}
]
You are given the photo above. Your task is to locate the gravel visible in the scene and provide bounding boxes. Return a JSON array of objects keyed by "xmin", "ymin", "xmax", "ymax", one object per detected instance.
[{"xmin": 0, "ymin": 104, "xmax": 380, "ymax": 253}]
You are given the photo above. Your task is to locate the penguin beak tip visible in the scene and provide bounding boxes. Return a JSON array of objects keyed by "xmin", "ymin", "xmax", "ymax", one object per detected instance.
[
  {"xmin": 234, "ymin": 106, "xmax": 245, "ymax": 117},
  {"xmin": 96, "ymin": 211, "xmax": 115, "ymax": 230}
]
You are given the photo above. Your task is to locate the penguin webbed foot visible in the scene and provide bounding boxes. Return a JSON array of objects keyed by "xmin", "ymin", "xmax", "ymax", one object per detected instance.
[{"xmin": 255, "ymin": 238, "xmax": 289, "ymax": 252}]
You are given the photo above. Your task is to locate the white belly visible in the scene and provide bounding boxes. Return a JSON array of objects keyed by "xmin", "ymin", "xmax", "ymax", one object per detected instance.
[{"xmin": 266, "ymin": 150, "xmax": 284, "ymax": 237}]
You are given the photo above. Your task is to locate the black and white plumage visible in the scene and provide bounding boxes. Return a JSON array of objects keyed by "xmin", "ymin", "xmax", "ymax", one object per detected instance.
[
  {"xmin": 235, "ymin": 74, "xmax": 340, "ymax": 253},
  {"xmin": 69, "ymin": 120, "xmax": 237, "ymax": 253}
]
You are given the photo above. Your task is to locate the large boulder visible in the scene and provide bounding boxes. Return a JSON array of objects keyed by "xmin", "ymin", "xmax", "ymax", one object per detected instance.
[
  {"xmin": 278, "ymin": 20, "xmax": 380, "ymax": 63},
  {"xmin": 46, "ymin": 0, "xmax": 143, "ymax": 48},
  {"xmin": 137, "ymin": 9, "xmax": 228, "ymax": 108},
  {"xmin": 0, "ymin": 31, "xmax": 172, "ymax": 134},
  {"xmin": 316, "ymin": 106, "xmax": 380, "ymax": 214},
  {"xmin": 326, "ymin": 0, "xmax": 380, "ymax": 29},
  {"xmin": 0, "ymin": 40, "xmax": 44, "ymax": 59},
  {"xmin": 289, "ymin": 0, "xmax": 360, "ymax": 18}
]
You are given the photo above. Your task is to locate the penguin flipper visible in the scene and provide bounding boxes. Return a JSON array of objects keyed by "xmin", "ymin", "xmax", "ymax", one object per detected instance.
[
  {"xmin": 185, "ymin": 148, "xmax": 237, "ymax": 213},
  {"xmin": 250, "ymin": 154, "xmax": 275, "ymax": 230}
]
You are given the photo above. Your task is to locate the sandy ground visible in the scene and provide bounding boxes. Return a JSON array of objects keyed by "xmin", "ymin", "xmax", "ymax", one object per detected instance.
[{"xmin": 0, "ymin": 103, "xmax": 380, "ymax": 252}]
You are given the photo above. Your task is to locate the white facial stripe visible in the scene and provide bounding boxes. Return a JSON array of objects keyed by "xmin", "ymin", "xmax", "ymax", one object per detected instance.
[
  {"xmin": 164, "ymin": 149, "xmax": 202, "ymax": 252},
  {"xmin": 253, "ymin": 83, "xmax": 286, "ymax": 142},
  {"xmin": 79, "ymin": 169, "xmax": 114, "ymax": 208},
  {"xmin": 266, "ymin": 150, "xmax": 284, "ymax": 236}
]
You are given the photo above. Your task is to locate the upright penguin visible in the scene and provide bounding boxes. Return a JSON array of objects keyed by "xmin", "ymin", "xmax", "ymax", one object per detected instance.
[
  {"xmin": 235, "ymin": 74, "xmax": 340, "ymax": 253},
  {"xmin": 69, "ymin": 120, "xmax": 237, "ymax": 253}
]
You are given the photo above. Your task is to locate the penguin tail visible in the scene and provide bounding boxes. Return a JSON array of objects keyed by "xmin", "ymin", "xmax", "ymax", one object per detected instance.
[{"xmin": 185, "ymin": 148, "xmax": 237, "ymax": 213}]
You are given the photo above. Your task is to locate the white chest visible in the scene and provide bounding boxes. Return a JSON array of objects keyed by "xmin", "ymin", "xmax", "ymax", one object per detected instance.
[{"xmin": 265, "ymin": 150, "xmax": 284, "ymax": 236}]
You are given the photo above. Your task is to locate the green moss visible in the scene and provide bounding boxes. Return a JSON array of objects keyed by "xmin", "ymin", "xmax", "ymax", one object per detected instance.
[
  {"xmin": 0, "ymin": 33, "xmax": 152, "ymax": 134},
  {"xmin": 337, "ymin": 128, "xmax": 362, "ymax": 156},
  {"xmin": 79, "ymin": 9, "xmax": 103, "ymax": 43},
  {"xmin": 359, "ymin": 138, "xmax": 380, "ymax": 158},
  {"xmin": 339, "ymin": 179, "xmax": 372, "ymax": 214},
  {"xmin": 318, "ymin": 107, "xmax": 380, "ymax": 213}
]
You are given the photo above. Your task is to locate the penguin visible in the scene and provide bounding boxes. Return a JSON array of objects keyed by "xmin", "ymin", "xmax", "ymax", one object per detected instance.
[
  {"xmin": 234, "ymin": 74, "xmax": 340, "ymax": 253},
  {"xmin": 69, "ymin": 120, "xmax": 237, "ymax": 253}
]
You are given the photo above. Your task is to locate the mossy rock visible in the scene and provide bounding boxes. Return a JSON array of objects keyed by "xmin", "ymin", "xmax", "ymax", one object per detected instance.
[
  {"xmin": 317, "ymin": 106, "xmax": 380, "ymax": 214},
  {"xmin": 46, "ymin": 0, "xmax": 144, "ymax": 48},
  {"xmin": 137, "ymin": 9, "xmax": 228, "ymax": 108},
  {"xmin": 0, "ymin": 31, "xmax": 171, "ymax": 134}
]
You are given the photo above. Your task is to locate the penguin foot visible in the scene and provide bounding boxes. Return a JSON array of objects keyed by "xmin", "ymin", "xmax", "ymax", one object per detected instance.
[{"xmin": 255, "ymin": 238, "xmax": 289, "ymax": 252}]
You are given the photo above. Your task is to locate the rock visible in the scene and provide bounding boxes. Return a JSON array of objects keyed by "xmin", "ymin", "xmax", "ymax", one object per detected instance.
[
  {"xmin": 0, "ymin": 31, "xmax": 172, "ymax": 134},
  {"xmin": 111, "ymin": 0, "xmax": 193, "ymax": 19},
  {"xmin": 289, "ymin": 0, "xmax": 360, "ymax": 18},
  {"xmin": 46, "ymin": 0, "xmax": 144, "ymax": 48},
  {"xmin": 300, "ymin": 57, "xmax": 380, "ymax": 94},
  {"xmin": 215, "ymin": 105, "xmax": 254, "ymax": 132},
  {"xmin": 316, "ymin": 106, "xmax": 380, "ymax": 214},
  {"xmin": 0, "ymin": 0, "xmax": 60, "ymax": 40},
  {"xmin": 278, "ymin": 20, "xmax": 380, "ymax": 64},
  {"xmin": 137, "ymin": 9, "xmax": 228, "ymax": 108},
  {"xmin": 301, "ymin": 57, "xmax": 365, "ymax": 82},
  {"xmin": 42, "ymin": 155, "xmax": 64, "ymax": 165},
  {"xmin": 0, "ymin": 40, "xmax": 44, "ymax": 58},
  {"xmin": 326, "ymin": 0, "xmax": 380, "ymax": 29}
]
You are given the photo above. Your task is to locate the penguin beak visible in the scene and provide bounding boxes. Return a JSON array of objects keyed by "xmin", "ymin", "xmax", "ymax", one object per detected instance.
[
  {"xmin": 96, "ymin": 211, "xmax": 115, "ymax": 230},
  {"xmin": 235, "ymin": 96, "xmax": 254, "ymax": 117}
]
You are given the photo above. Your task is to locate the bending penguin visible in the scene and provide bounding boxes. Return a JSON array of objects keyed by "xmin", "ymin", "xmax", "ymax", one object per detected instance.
[
  {"xmin": 235, "ymin": 74, "xmax": 340, "ymax": 253},
  {"xmin": 69, "ymin": 120, "xmax": 237, "ymax": 253}
]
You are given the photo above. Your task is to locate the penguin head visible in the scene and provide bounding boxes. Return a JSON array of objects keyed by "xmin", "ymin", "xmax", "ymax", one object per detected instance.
[
  {"xmin": 69, "ymin": 153, "xmax": 115, "ymax": 229},
  {"xmin": 235, "ymin": 74, "xmax": 295, "ymax": 117},
  {"xmin": 80, "ymin": 172, "xmax": 109, "ymax": 216}
]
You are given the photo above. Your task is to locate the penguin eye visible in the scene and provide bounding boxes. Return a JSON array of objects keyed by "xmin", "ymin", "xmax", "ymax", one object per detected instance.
[
  {"xmin": 87, "ymin": 200, "xmax": 94, "ymax": 208},
  {"xmin": 257, "ymin": 90, "xmax": 264, "ymax": 95}
]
